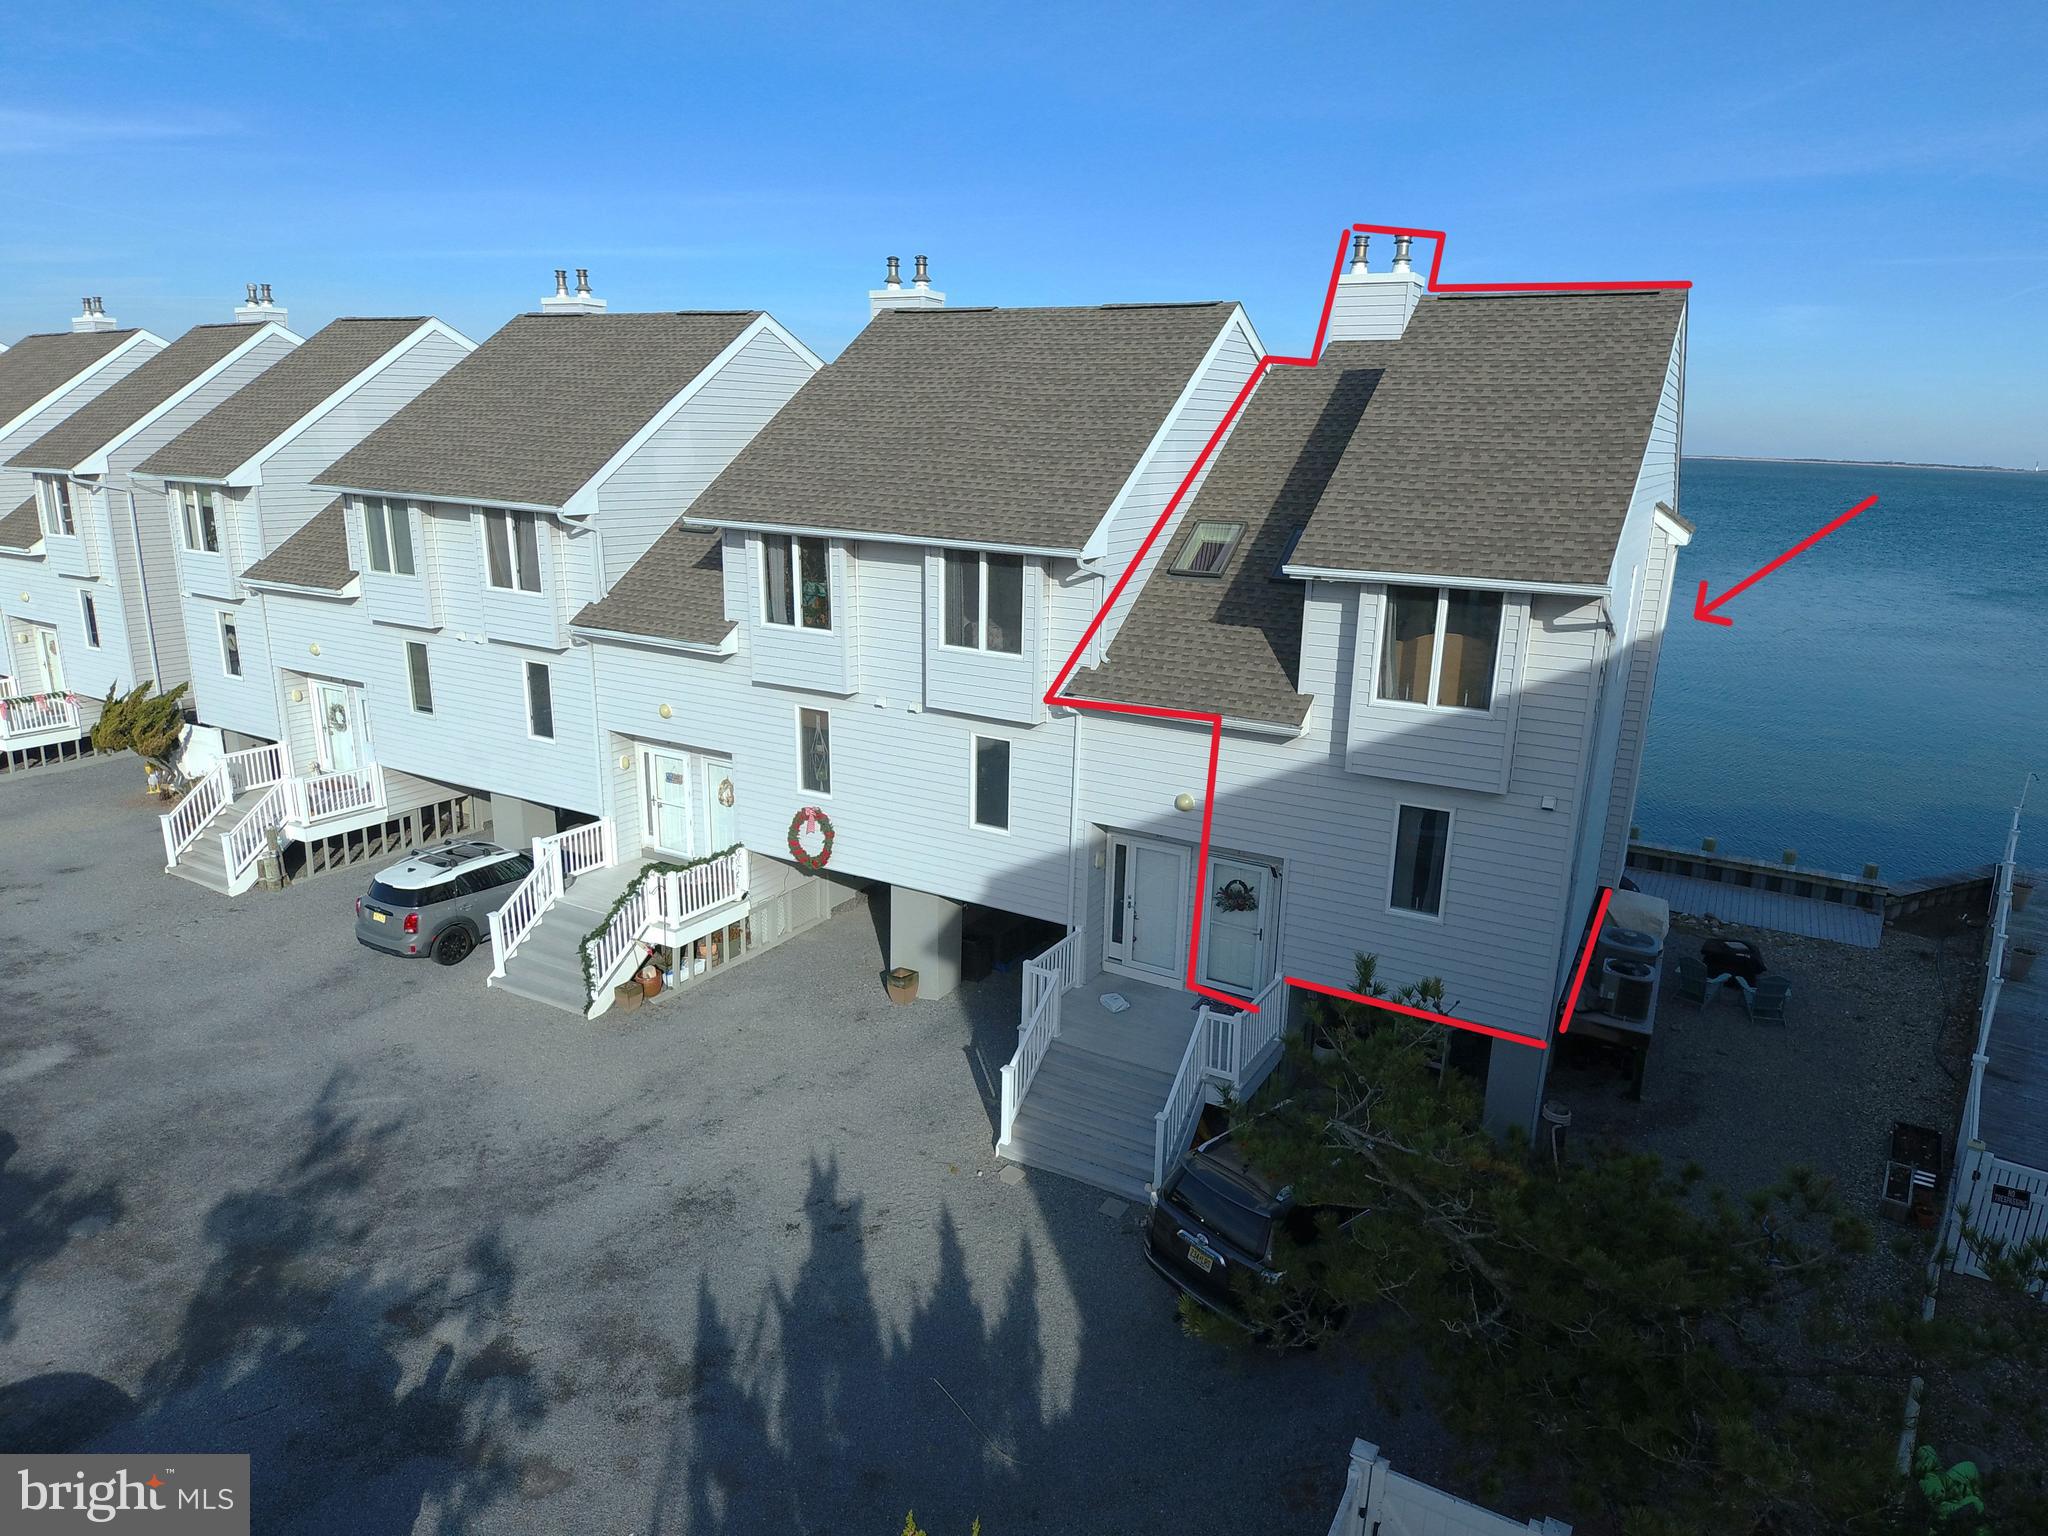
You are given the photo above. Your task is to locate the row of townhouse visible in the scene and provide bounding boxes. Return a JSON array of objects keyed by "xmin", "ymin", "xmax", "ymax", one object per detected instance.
[{"xmin": 0, "ymin": 245, "xmax": 1690, "ymax": 1200}]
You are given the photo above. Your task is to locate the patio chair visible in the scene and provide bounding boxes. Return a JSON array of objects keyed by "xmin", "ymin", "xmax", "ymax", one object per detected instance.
[
  {"xmin": 1742, "ymin": 974, "xmax": 1793, "ymax": 1025},
  {"xmin": 1673, "ymin": 955, "xmax": 1716, "ymax": 1009}
]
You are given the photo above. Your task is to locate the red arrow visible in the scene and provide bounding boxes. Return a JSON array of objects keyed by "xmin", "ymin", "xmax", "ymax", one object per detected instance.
[{"xmin": 1693, "ymin": 493, "xmax": 1878, "ymax": 626}]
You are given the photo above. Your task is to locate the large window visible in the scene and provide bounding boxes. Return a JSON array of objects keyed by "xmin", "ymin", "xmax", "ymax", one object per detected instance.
[
  {"xmin": 41, "ymin": 479, "xmax": 74, "ymax": 537},
  {"xmin": 218, "ymin": 613, "xmax": 242, "ymax": 677},
  {"xmin": 79, "ymin": 592, "xmax": 100, "ymax": 649},
  {"xmin": 406, "ymin": 641, "xmax": 434, "ymax": 714},
  {"xmin": 942, "ymin": 550, "xmax": 1024, "ymax": 654},
  {"xmin": 525, "ymin": 661, "xmax": 553, "ymax": 739},
  {"xmin": 763, "ymin": 534, "xmax": 831, "ymax": 630},
  {"xmin": 1377, "ymin": 586, "xmax": 1503, "ymax": 711},
  {"xmin": 178, "ymin": 486, "xmax": 221, "ymax": 553},
  {"xmin": 798, "ymin": 707, "xmax": 831, "ymax": 794},
  {"xmin": 363, "ymin": 497, "xmax": 415, "ymax": 576},
  {"xmin": 484, "ymin": 508, "xmax": 542, "ymax": 593},
  {"xmin": 1390, "ymin": 804, "xmax": 1450, "ymax": 917},
  {"xmin": 971, "ymin": 735, "xmax": 1011, "ymax": 830}
]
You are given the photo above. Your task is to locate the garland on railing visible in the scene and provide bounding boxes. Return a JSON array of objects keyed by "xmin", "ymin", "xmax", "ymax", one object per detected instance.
[{"xmin": 577, "ymin": 844, "xmax": 744, "ymax": 1005}]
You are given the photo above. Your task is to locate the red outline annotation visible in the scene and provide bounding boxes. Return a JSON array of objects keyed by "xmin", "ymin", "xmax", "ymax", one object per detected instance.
[{"xmin": 1044, "ymin": 223, "xmax": 1692, "ymax": 1049}]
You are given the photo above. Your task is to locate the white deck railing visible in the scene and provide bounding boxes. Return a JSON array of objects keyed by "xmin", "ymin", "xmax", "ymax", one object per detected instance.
[
  {"xmin": 584, "ymin": 877, "xmax": 655, "ymax": 1005},
  {"xmin": 221, "ymin": 781, "xmax": 293, "ymax": 885},
  {"xmin": 162, "ymin": 762, "xmax": 231, "ymax": 866},
  {"xmin": 1000, "ymin": 935, "xmax": 1076, "ymax": 1149},
  {"xmin": 655, "ymin": 847, "xmax": 746, "ymax": 922},
  {"xmin": 224, "ymin": 740, "xmax": 289, "ymax": 797},
  {"xmin": 0, "ymin": 691, "xmax": 81, "ymax": 741},
  {"xmin": 582, "ymin": 849, "xmax": 752, "ymax": 1008},
  {"xmin": 487, "ymin": 817, "xmax": 617, "ymax": 978},
  {"xmin": 1153, "ymin": 1022, "xmax": 1210, "ymax": 1192},
  {"xmin": 292, "ymin": 762, "xmax": 384, "ymax": 824}
]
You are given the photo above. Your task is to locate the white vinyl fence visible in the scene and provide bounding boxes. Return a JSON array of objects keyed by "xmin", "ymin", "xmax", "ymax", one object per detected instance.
[{"xmin": 1328, "ymin": 1440, "xmax": 1570, "ymax": 1536}]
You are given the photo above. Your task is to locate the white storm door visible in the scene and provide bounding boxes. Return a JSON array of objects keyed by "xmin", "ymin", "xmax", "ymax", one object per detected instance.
[
  {"xmin": 1105, "ymin": 835, "xmax": 1191, "ymax": 985},
  {"xmin": 39, "ymin": 628, "xmax": 65, "ymax": 693},
  {"xmin": 1201, "ymin": 856, "xmax": 1276, "ymax": 998},
  {"xmin": 647, "ymin": 750, "xmax": 694, "ymax": 855},
  {"xmin": 703, "ymin": 758, "xmax": 738, "ymax": 851},
  {"xmin": 315, "ymin": 683, "xmax": 358, "ymax": 773}
]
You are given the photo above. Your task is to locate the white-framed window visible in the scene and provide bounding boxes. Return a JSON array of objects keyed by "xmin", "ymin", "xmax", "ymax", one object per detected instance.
[
  {"xmin": 218, "ymin": 612, "xmax": 242, "ymax": 677},
  {"xmin": 483, "ymin": 508, "xmax": 542, "ymax": 593},
  {"xmin": 763, "ymin": 534, "xmax": 831, "ymax": 630},
  {"xmin": 1376, "ymin": 586, "xmax": 1504, "ymax": 712},
  {"xmin": 797, "ymin": 706, "xmax": 831, "ymax": 795},
  {"xmin": 178, "ymin": 486, "xmax": 221, "ymax": 553},
  {"xmin": 1389, "ymin": 804, "xmax": 1451, "ymax": 918},
  {"xmin": 79, "ymin": 591, "xmax": 100, "ymax": 649},
  {"xmin": 1170, "ymin": 520, "xmax": 1243, "ymax": 578},
  {"xmin": 524, "ymin": 661, "xmax": 554, "ymax": 739},
  {"xmin": 406, "ymin": 641, "xmax": 433, "ymax": 714},
  {"xmin": 971, "ymin": 734, "xmax": 1011, "ymax": 831},
  {"xmin": 41, "ymin": 478, "xmax": 75, "ymax": 537},
  {"xmin": 942, "ymin": 550, "xmax": 1024, "ymax": 654},
  {"xmin": 362, "ymin": 497, "xmax": 416, "ymax": 576}
]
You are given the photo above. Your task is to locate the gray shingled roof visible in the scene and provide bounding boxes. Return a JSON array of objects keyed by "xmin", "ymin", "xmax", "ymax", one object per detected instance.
[
  {"xmin": 572, "ymin": 525, "xmax": 730, "ymax": 648},
  {"xmin": 137, "ymin": 318, "xmax": 427, "ymax": 481},
  {"xmin": 7, "ymin": 323, "xmax": 273, "ymax": 472},
  {"xmin": 0, "ymin": 496, "xmax": 40, "ymax": 551},
  {"xmin": 1069, "ymin": 350, "xmax": 1386, "ymax": 727},
  {"xmin": 0, "ymin": 329, "xmax": 142, "ymax": 428},
  {"xmin": 241, "ymin": 498, "xmax": 354, "ymax": 590},
  {"xmin": 681, "ymin": 302, "xmax": 1237, "ymax": 550},
  {"xmin": 314, "ymin": 311, "xmax": 762, "ymax": 510},
  {"xmin": 1288, "ymin": 291, "xmax": 1685, "ymax": 585}
]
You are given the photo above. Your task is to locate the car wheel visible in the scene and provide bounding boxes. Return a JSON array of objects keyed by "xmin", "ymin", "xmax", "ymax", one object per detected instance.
[{"xmin": 434, "ymin": 927, "xmax": 476, "ymax": 966}]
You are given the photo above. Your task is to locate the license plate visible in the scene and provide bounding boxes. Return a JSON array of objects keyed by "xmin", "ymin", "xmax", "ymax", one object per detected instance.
[
  {"xmin": 371, "ymin": 911, "xmax": 386, "ymax": 923},
  {"xmin": 1186, "ymin": 1243, "xmax": 1214, "ymax": 1273}
]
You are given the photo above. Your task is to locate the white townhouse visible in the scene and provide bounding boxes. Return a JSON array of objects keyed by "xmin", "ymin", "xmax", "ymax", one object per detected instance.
[
  {"xmin": 207, "ymin": 279, "xmax": 824, "ymax": 936},
  {"xmin": 0, "ymin": 306, "xmax": 167, "ymax": 759},
  {"xmin": 130, "ymin": 312, "xmax": 477, "ymax": 894},
  {"xmin": 0, "ymin": 293, "xmax": 299, "ymax": 747},
  {"xmin": 534, "ymin": 250, "xmax": 1687, "ymax": 1200}
]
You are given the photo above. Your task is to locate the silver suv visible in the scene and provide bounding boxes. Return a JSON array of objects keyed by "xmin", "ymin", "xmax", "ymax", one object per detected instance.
[{"xmin": 355, "ymin": 840, "xmax": 534, "ymax": 966}]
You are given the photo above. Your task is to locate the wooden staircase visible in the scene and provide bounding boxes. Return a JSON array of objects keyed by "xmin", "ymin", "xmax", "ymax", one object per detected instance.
[
  {"xmin": 167, "ymin": 787, "xmax": 274, "ymax": 895},
  {"xmin": 1000, "ymin": 1038, "xmax": 1175, "ymax": 1202}
]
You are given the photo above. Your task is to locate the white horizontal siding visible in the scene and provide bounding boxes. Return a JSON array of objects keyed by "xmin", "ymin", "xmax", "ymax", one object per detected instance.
[
  {"xmin": 182, "ymin": 589, "xmax": 279, "ymax": 740},
  {"xmin": 1346, "ymin": 589, "xmax": 1528, "ymax": 794},
  {"xmin": 921, "ymin": 549, "xmax": 1046, "ymax": 723},
  {"xmin": 1597, "ymin": 521, "xmax": 1678, "ymax": 884}
]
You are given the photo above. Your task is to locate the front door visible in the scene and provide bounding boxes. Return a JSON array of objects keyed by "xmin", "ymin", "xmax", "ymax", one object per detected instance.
[
  {"xmin": 646, "ymin": 750, "xmax": 694, "ymax": 855},
  {"xmin": 37, "ymin": 628, "xmax": 64, "ymax": 694},
  {"xmin": 1201, "ymin": 855, "xmax": 1277, "ymax": 998},
  {"xmin": 315, "ymin": 683, "xmax": 358, "ymax": 773},
  {"xmin": 703, "ymin": 757, "xmax": 737, "ymax": 851},
  {"xmin": 1105, "ymin": 834, "xmax": 1191, "ymax": 985}
]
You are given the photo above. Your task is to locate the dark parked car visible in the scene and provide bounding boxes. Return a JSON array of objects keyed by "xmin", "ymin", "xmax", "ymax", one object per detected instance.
[
  {"xmin": 355, "ymin": 840, "xmax": 534, "ymax": 965},
  {"xmin": 1144, "ymin": 1134, "xmax": 1364, "ymax": 1346}
]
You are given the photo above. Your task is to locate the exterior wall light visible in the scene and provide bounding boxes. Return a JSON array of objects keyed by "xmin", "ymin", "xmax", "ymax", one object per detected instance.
[
  {"xmin": 1174, "ymin": 792, "xmax": 1196, "ymax": 813},
  {"xmin": 658, "ymin": 702, "xmax": 673, "ymax": 719}
]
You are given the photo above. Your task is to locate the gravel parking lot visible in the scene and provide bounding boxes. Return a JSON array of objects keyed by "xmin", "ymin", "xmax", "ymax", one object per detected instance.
[{"xmin": 0, "ymin": 758, "xmax": 1412, "ymax": 1534}]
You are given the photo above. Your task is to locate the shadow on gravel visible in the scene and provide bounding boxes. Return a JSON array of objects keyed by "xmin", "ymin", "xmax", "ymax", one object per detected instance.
[
  {"xmin": 649, "ymin": 1154, "xmax": 1046, "ymax": 1535},
  {"xmin": 6, "ymin": 1074, "xmax": 549, "ymax": 1535},
  {"xmin": 0, "ymin": 1128, "xmax": 123, "ymax": 1345}
]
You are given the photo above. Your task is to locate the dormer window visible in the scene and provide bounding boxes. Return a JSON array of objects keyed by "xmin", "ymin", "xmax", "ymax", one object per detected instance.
[
  {"xmin": 362, "ymin": 497, "xmax": 416, "ymax": 577},
  {"xmin": 1378, "ymin": 586, "xmax": 1503, "ymax": 712},
  {"xmin": 41, "ymin": 479, "xmax": 75, "ymax": 537},
  {"xmin": 483, "ymin": 508, "xmax": 542, "ymax": 593},
  {"xmin": 1171, "ymin": 520, "xmax": 1244, "ymax": 577},
  {"xmin": 178, "ymin": 486, "xmax": 222, "ymax": 553},
  {"xmin": 942, "ymin": 550, "xmax": 1023, "ymax": 654},
  {"xmin": 763, "ymin": 534, "xmax": 831, "ymax": 630}
]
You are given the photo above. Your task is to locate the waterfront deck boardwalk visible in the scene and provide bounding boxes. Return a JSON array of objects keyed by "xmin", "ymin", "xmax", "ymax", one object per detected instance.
[
  {"xmin": 1979, "ymin": 870, "xmax": 2048, "ymax": 1174},
  {"xmin": 1627, "ymin": 867, "xmax": 1884, "ymax": 948}
]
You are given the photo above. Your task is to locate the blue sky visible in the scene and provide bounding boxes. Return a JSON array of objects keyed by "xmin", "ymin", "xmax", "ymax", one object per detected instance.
[{"xmin": 4, "ymin": 2, "xmax": 2043, "ymax": 465}]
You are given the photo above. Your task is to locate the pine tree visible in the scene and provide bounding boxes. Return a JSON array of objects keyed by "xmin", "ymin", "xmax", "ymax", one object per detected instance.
[{"xmin": 90, "ymin": 682, "xmax": 190, "ymax": 786}]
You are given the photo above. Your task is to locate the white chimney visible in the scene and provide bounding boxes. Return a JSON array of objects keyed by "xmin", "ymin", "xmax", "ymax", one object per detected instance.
[
  {"xmin": 1325, "ymin": 232, "xmax": 1425, "ymax": 343},
  {"xmin": 869, "ymin": 253, "xmax": 946, "ymax": 320},
  {"xmin": 71, "ymin": 296, "xmax": 118, "ymax": 333},
  {"xmin": 234, "ymin": 282, "xmax": 288, "ymax": 328},
  {"xmin": 542, "ymin": 266, "xmax": 607, "ymax": 315}
]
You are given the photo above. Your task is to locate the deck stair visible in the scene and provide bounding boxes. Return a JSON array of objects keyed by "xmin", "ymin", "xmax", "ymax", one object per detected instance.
[
  {"xmin": 494, "ymin": 865, "xmax": 640, "ymax": 1016},
  {"xmin": 167, "ymin": 787, "xmax": 275, "ymax": 895},
  {"xmin": 1001, "ymin": 1040, "xmax": 1175, "ymax": 1201}
]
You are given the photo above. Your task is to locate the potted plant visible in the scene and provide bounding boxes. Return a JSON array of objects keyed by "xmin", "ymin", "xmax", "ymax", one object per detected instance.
[
  {"xmin": 637, "ymin": 960, "xmax": 664, "ymax": 999},
  {"xmin": 885, "ymin": 967, "xmax": 919, "ymax": 1005}
]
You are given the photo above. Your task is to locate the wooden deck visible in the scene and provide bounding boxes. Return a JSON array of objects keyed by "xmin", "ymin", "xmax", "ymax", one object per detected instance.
[
  {"xmin": 1627, "ymin": 867, "xmax": 1884, "ymax": 949},
  {"xmin": 1057, "ymin": 969, "xmax": 1205, "ymax": 1075},
  {"xmin": 1980, "ymin": 873, "xmax": 2048, "ymax": 1174}
]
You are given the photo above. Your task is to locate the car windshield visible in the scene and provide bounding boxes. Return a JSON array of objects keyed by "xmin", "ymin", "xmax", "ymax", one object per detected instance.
[
  {"xmin": 1167, "ymin": 1158, "xmax": 1275, "ymax": 1259},
  {"xmin": 367, "ymin": 879, "xmax": 428, "ymax": 909}
]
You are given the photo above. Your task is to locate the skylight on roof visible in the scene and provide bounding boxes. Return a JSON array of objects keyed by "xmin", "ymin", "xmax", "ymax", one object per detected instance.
[{"xmin": 1171, "ymin": 520, "xmax": 1243, "ymax": 578}]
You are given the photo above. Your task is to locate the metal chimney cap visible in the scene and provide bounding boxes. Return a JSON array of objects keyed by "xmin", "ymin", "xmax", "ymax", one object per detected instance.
[
  {"xmin": 260, "ymin": 282, "xmax": 273, "ymax": 304},
  {"xmin": 1391, "ymin": 234, "xmax": 1414, "ymax": 272},
  {"xmin": 575, "ymin": 268, "xmax": 592, "ymax": 295},
  {"xmin": 913, "ymin": 254, "xmax": 931, "ymax": 287},
  {"xmin": 553, "ymin": 268, "xmax": 570, "ymax": 296},
  {"xmin": 884, "ymin": 255, "xmax": 902, "ymax": 289},
  {"xmin": 1350, "ymin": 233, "xmax": 1369, "ymax": 272},
  {"xmin": 246, "ymin": 282, "xmax": 259, "ymax": 303}
]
